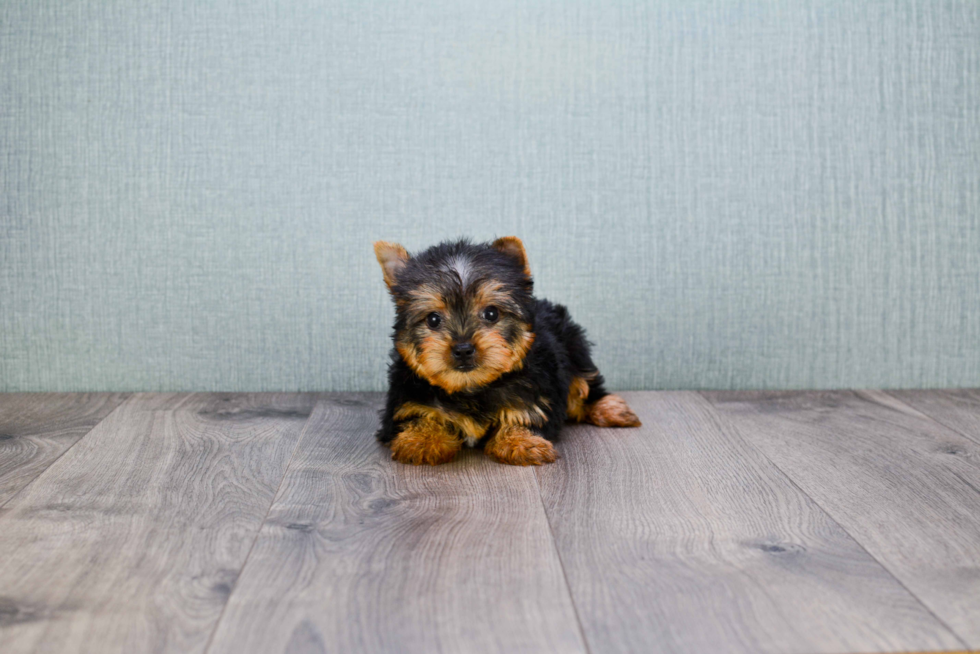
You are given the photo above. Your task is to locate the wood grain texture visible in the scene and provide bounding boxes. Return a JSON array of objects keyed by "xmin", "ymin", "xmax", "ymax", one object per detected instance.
[
  {"xmin": 0, "ymin": 392, "xmax": 318, "ymax": 654},
  {"xmin": 703, "ymin": 390, "xmax": 980, "ymax": 647},
  {"xmin": 887, "ymin": 389, "xmax": 980, "ymax": 446},
  {"xmin": 206, "ymin": 394, "xmax": 587, "ymax": 654},
  {"xmin": 0, "ymin": 393, "xmax": 129, "ymax": 506},
  {"xmin": 535, "ymin": 391, "xmax": 964, "ymax": 654}
]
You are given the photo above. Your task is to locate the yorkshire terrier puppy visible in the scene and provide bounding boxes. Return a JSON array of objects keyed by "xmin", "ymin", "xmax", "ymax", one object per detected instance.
[{"xmin": 373, "ymin": 236, "xmax": 640, "ymax": 466}]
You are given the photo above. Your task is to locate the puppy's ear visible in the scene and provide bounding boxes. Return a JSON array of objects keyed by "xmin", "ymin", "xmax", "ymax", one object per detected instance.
[
  {"xmin": 491, "ymin": 236, "xmax": 531, "ymax": 278},
  {"xmin": 373, "ymin": 241, "xmax": 410, "ymax": 290}
]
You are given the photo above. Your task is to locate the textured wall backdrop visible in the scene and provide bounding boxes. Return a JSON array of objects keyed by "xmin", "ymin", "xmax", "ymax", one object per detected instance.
[{"xmin": 2, "ymin": 1, "xmax": 979, "ymax": 392}]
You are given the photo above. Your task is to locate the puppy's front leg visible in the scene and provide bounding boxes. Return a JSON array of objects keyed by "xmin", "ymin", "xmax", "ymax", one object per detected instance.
[
  {"xmin": 389, "ymin": 415, "xmax": 462, "ymax": 465},
  {"xmin": 484, "ymin": 425, "xmax": 557, "ymax": 466}
]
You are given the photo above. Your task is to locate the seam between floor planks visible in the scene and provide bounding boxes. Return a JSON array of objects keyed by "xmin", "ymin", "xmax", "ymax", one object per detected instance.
[
  {"xmin": 534, "ymin": 391, "xmax": 963, "ymax": 654},
  {"xmin": 203, "ymin": 393, "xmax": 588, "ymax": 654},
  {"xmin": 701, "ymin": 389, "xmax": 980, "ymax": 647},
  {"xmin": 0, "ymin": 392, "xmax": 322, "ymax": 654},
  {"xmin": 199, "ymin": 394, "xmax": 326, "ymax": 654},
  {"xmin": 0, "ymin": 393, "xmax": 130, "ymax": 509},
  {"xmin": 884, "ymin": 390, "xmax": 980, "ymax": 448},
  {"xmin": 696, "ymin": 391, "xmax": 971, "ymax": 652},
  {"xmin": 0, "ymin": 402, "xmax": 121, "ymax": 511},
  {"xmin": 882, "ymin": 391, "xmax": 980, "ymax": 517},
  {"xmin": 530, "ymin": 469, "xmax": 594, "ymax": 654}
]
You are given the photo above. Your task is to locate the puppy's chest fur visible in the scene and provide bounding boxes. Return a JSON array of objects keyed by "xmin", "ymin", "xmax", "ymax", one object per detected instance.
[{"xmin": 395, "ymin": 379, "xmax": 553, "ymax": 447}]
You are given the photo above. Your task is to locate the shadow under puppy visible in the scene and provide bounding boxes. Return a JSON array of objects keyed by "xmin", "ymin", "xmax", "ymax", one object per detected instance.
[{"xmin": 374, "ymin": 236, "xmax": 641, "ymax": 466}]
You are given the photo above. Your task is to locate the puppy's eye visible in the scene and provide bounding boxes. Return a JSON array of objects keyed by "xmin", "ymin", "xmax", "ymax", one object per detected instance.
[
  {"xmin": 482, "ymin": 306, "xmax": 499, "ymax": 323},
  {"xmin": 426, "ymin": 313, "xmax": 442, "ymax": 329}
]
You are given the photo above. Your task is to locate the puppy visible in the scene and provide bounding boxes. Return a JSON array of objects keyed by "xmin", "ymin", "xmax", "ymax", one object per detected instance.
[{"xmin": 373, "ymin": 237, "xmax": 640, "ymax": 466}]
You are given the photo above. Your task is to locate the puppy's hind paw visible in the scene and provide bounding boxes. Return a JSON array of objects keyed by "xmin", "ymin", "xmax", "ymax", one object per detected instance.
[{"xmin": 586, "ymin": 394, "xmax": 642, "ymax": 428}]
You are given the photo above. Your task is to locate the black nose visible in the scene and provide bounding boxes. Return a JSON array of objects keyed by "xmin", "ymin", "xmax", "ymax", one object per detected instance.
[{"xmin": 452, "ymin": 342, "xmax": 476, "ymax": 361}]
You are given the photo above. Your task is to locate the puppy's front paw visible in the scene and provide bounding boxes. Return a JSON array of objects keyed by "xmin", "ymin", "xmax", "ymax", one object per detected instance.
[
  {"xmin": 389, "ymin": 418, "xmax": 461, "ymax": 465},
  {"xmin": 485, "ymin": 426, "xmax": 557, "ymax": 466}
]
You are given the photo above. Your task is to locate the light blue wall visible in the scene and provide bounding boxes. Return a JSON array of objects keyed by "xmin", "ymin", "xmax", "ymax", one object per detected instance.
[{"xmin": 2, "ymin": 1, "xmax": 979, "ymax": 392}]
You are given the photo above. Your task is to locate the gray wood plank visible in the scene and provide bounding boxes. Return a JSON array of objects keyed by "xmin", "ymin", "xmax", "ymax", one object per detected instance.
[
  {"xmin": 887, "ymin": 389, "xmax": 980, "ymax": 446},
  {"xmin": 206, "ymin": 394, "xmax": 587, "ymax": 654},
  {"xmin": 0, "ymin": 392, "xmax": 318, "ymax": 654},
  {"xmin": 703, "ymin": 389, "xmax": 980, "ymax": 647},
  {"xmin": 0, "ymin": 393, "xmax": 129, "ymax": 506},
  {"xmin": 536, "ymin": 391, "xmax": 964, "ymax": 654}
]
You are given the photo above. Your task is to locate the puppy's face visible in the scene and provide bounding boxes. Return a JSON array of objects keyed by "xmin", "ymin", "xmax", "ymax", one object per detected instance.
[{"xmin": 374, "ymin": 237, "xmax": 535, "ymax": 394}]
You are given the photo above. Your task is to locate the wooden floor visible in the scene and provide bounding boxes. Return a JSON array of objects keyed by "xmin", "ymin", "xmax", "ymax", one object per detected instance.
[{"xmin": 1, "ymin": 391, "xmax": 979, "ymax": 654}]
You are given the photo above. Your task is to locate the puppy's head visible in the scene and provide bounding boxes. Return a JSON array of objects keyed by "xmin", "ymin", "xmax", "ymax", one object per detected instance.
[{"xmin": 374, "ymin": 237, "xmax": 535, "ymax": 394}]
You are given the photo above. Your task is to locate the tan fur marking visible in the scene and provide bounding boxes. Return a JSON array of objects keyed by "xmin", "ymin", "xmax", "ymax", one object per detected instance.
[
  {"xmin": 389, "ymin": 414, "xmax": 462, "ymax": 465},
  {"xmin": 491, "ymin": 236, "xmax": 532, "ymax": 278},
  {"xmin": 484, "ymin": 426, "xmax": 556, "ymax": 466},
  {"xmin": 566, "ymin": 376, "xmax": 591, "ymax": 422},
  {"xmin": 393, "ymin": 401, "xmax": 444, "ymax": 423},
  {"xmin": 394, "ymin": 401, "xmax": 489, "ymax": 443},
  {"xmin": 459, "ymin": 414, "xmax": 491, "ymax": 442},
  {"xmin": 586, "ymin": 394, "xmax": 642, "ymax": 427},
  {"xmin": 496, "ymin": 404, "xmax": 547, "ymax": 428},
  {"xmin": 471, "ymin": 280, "xmax": 513, "ymax": 311},
  {"xmin": 407, "ymin": 284, "xmax": 448, "ymax": 314},
  {"xmin": 373, "ymin": 241, "xmax": 410, "ymax": 290}
]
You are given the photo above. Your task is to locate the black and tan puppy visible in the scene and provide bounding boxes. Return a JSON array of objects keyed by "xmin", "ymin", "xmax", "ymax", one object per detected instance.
[{"xmin": 373, "ymin": 237, "xmax": 640, "ymax": 466}]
